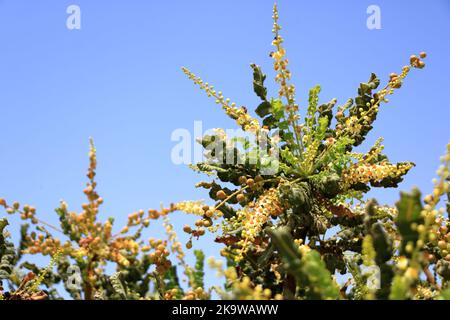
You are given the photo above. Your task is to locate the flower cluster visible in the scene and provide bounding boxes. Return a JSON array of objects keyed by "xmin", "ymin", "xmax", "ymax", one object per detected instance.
[
  {"xmin": 416, "ymin": 142, "xmax": 450, "ymax": 261},
  {"xmin": 208, "ymin": 257, "xmax": 282, "ymax": 300},
  {"xmin": 0, "ymin": 200, "xmax": 39, "ymax": 225},
  {"xmin": 179, "ymin": 202, "xmax": 223, "ymax": 246},
  {"xmin": 163, "ymin": 216, "xmax": 185, "ymax": 261},
  {"xmin": 341, "ymin": 162, "xmax": 414, "ymax": 188},
  {"xmin": 147, "ymin": 238, "xmax": 172, "ymax": 274},
  {"xmin": 175, "ymin": 201, "xmax": 208, "ymax": 216},
  {"xmin": 181, "ymin": 67, "xmax": 260, "ymax": 133},
  {"xmin": 181, "ymin": 287, "xmax": 208, "ymax": 300},
  {"xmin": 233, "ymin": 188, "xmax": 283, "ymax": 261},
  {"xmin": 271, "ymin": 4, "xmax": 298, "ymax": 122},
  {"xmin": 336, "ymin": 52, "xmax": 426, "ymax": 142},
  {"xmin": 2, "ymin": 3, "xmax": 447, "ymax": 301}
]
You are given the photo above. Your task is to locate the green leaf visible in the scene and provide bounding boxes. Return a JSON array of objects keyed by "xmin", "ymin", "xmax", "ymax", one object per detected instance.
[
  {"xmin": 437, "ymin": 260, "xmax": 450, "ymax": 281},
  {"xmin": 164, "ymin": 266, "xmax": 182, "ymax": 294},
  {"xmin": 0, "ymin": 219, "xmax": 8, "ymax": 234},
  {"xmin": 315, "ymin": 116, "xmax": 329, "ymax": 140},
  {"xmin": 255, "ymin": 101, "xmax": 272, "ymax": 118},
  {"xmin": 278, "ymin": 121, "xmax": 289, "ymax": 130},
  {"xmin": 268, "ymin": 227, "xmax": 340, "ymax": 300},
  {"xmin": 0, "ymin": 219, "xmax": 17, "ymax": 281},
  {"xmin": 279, "ymin": 182, "xmax": 312, "ymax": 215},
  {"xmin": 262, "ymin": 115, "xmax": 278, "ymax": 128},
  {"xmin": 305, "ymin": 85, "xmax": 321, "ymax": 129},
  {"xmin": 268, "ymin": 227, "xmax": 302, "ymax": 270},
  {"xmin": 389, "ymin": 275, "xmax": 410, "ymax": 300},
  {"xmin": 437, "ymin": 287, "xmax": 450, "ymax": 300},
  {"xmin": 310, "ymin": 173, "xmax": 341, "ymax": 199},
  {"xmin": 257, "ymin": 243, "xmax": 274, "ymax": 265},
  {"xmin": 301, "ymin": 250, "xmax": 340, "ymax": 300},
  {"xmin": 110, "ymin": 272, "xmax": 128, "ymax": 299},
  {"xmin": 251, "ymin": 63, "xmax": 267, "ymax": 101},
  {"xmin": 271, "ymin": 98, "xmax": 284, "ymax": 120},
  {"xmin": 193, "ymin": 250, "xmax": 205, "ymax": 289},
  {"xmin": 395, "ymin": 188, "xmax": 424, "ymax": 256},
  {"xmin": 0, "ymin": 218, "xmax": 8, "ymax": 251}
]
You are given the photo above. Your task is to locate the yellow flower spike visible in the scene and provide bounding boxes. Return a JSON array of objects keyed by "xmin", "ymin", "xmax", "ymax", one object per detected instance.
[{"xmin": 182, "ymin": 67, "xmax": 260, "ymax": 133}]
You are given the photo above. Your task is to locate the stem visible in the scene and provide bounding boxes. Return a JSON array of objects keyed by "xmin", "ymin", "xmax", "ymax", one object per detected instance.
[
  {"xmin": 84, "ymin": 257, "xmax": 94, "ymax": 300},
  {"xmin": 214, "ymin": 186, "xmax": 249, "ymax": 211}
]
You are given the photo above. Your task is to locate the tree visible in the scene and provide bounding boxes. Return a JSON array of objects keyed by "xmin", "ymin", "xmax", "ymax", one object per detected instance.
[{"xmin": 1, "ymin": 3, "xmax": 449, "ymax": 300}]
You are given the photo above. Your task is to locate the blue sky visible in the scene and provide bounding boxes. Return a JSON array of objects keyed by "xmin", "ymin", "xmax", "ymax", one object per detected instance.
[{"xmin": 0, "ymin": 0, "xmax": 449, "ymax": 296}]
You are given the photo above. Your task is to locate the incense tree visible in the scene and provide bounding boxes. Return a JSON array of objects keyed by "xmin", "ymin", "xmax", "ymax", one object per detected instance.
[{"xmin": 1, "ymin": 4, "xmax": 449, "ymax": 300}]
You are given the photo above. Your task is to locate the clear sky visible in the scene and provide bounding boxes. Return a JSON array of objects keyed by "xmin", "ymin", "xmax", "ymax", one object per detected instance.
[{"xmin": 0, "ymin": 0, "xmax": 449, "ymax": 295}]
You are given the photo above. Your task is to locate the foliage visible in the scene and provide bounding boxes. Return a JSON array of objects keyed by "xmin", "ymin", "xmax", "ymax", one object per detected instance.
[
  {"xmin": 0, "ymin": 140, "xmax": 210, "ymax": 300},
  {"xmin": 0, "ymin": 4, "xmax": 449, "ymax": 300}
]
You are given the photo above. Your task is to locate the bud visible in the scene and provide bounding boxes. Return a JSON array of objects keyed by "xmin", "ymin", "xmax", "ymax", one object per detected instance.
[
  {"xmin": 195, "ymin": 287, "xmax": 203, "ymax": 295},
  {"xmin": 83, "ymin": 186, "xmax": 93, "ymax": 195},
  {"xmin": 216, "ymin": 190, "xmax": 227, "ymax": 200},
  {"xmin": 409, "ymin": 55, "xmax": 418, "ymax": 65},
  {"xmin": 238, "ymin": 176, "xmax": 247, "ymax": 185},
  {"xmin": 205, "ymin": 210, "xmax": 214, "ymax": 218},
  {"xmin": 195, "ymin": 219, "xmax": 203, "ymax": 227},
  {"xmin": 405, "ymin": 243, "xmax": 414, "ymax": 253},
  {"xmin": 183, "ymin": 225, "xmax": 192, "ymax": 233},
  {"xmin": 203, "ymin": 219, "xmax": 212, "ymax": 227},
  {"xmin": 391, "ymin": 80, "xmax": 402, "ymax": 89},
  {"xmin": 424, "ymin": 194, "xmax": 433, "ymax": 204}
]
